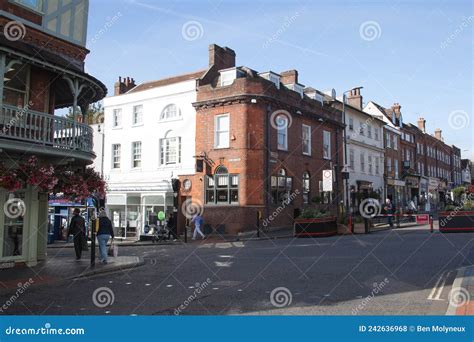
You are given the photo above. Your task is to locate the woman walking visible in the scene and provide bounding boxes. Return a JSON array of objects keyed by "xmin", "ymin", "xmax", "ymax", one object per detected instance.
[{"xmin": 97, "ymin": 211, "xmax": 114, "ymax": 264}]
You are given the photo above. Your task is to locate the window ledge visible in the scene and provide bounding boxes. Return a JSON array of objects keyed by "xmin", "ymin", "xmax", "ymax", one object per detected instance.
[
  {"xmin": 132, "ymin": 123, "xmax": 144, "ymax": 128},
  {"xmin": 159, "ymin": 117, "xmax": 183, "ymax": 123}
]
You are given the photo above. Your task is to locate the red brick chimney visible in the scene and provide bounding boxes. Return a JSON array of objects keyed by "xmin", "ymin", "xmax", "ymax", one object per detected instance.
[
  {"xmin": 347, "ymin": 87, "xmax": 363, "ymax": 110},
  {"xmin": 114, "ymin": 76, "xmax": 136, "ymax": 95},
  {"xmin": 209, "ymin": 44, "xmax": 236, "ymax": 71},
  {"xmin": 434, "ymin": 128, "xmax": 443, "ymax": 141},
  {"xmin": 417, "ymin": 117, "xmax": 426, "ymax": 133},
  {"xmin": 280, "ymin": 70, "xmax": 298, "ymax": 85}
]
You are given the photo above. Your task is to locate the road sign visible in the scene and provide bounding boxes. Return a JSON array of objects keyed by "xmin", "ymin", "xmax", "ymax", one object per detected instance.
[
  {"xmin": 416, "ymin": 214, "xmax": 429, "ymax": 225},
  {"xmin": 322, "ymin": 170, "xmax": 333, "ymax": 192}
]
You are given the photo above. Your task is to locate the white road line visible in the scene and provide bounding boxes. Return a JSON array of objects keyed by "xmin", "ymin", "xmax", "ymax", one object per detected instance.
[{"xmin": 428, "ymin": 271, "xmax": 450, "ymax": 300}]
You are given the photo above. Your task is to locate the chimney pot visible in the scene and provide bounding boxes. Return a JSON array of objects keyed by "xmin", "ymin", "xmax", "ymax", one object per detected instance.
[{"xmin": 347, "ymin": 87, "xmax": 363, "ymax": 110}]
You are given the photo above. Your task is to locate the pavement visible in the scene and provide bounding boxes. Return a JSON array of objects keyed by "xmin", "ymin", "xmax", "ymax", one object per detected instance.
[
  {"xmin": 0, "ymin": 225, "xmax": 472, "ymax": 315},
  {"xmin": 446, "ymin": 266, "xmax": 474, "ymax": 315}
]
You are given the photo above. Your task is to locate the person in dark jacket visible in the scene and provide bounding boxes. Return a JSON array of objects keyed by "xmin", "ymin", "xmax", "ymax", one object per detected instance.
[
  {"xmin": 68, "ymin": 208, "xmax": 86, "ymax": 260},
  {"xmin": 167, "ymin": 213, "xmax": 178, "ymax": 241},
  {"xmin": 97, "ymin": 210, "xmax": 114, "ymax": 264}
]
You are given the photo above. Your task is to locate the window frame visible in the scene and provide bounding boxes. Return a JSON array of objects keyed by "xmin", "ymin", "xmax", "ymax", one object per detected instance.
[
  {"xmin": 112, "ymin": 144, "xmax": 121, "ymax": 169},
  {"xmin": 160, "ymin": 133, "xmax": 181, "ymax": 165},
  {"xmin": 205, "ymin": 167, "xmax": 239, "ymax": 205},
  {"xmin": 323, "ymin": 130, "xmax": 331, "ymax": 160},
  {"xmin": 214, "ymin": 114, "xmax": 230, "ymax": 149},
  {"xmin": 160, "ymin": 104, "xmax": 181, "ymax": 121},
  {"xmin": 302, "ymin": 124, "xmax": 311, "ymax": 156},
  {"xmin": 302, "ymin": 171, "xmax": 311, "ymax": 204},
  {"xmin": 276, "ymin": 115, "xmax": 288, "ymax": 151},
  {"xmin": 131, "ymin": 141, "xmax": 142, "ymax": 168},
  {"xmin": 132, "ymin": 105, "xmax": 143, "ymax": 125},
  {"xmin": 112, "ymin": 108, "xmax": 122, "ymax": 128}
]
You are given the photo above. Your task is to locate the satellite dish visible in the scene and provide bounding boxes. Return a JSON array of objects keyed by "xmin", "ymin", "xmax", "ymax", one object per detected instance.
[{"xmin": 331, "ymin": 89, "xmax": 336, "ymax": 100}]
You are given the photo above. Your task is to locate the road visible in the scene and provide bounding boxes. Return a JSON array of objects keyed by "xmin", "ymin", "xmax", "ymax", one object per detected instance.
[{"xmin": 1, "ymin": 227, "xmax": 473, "ymax": 315}]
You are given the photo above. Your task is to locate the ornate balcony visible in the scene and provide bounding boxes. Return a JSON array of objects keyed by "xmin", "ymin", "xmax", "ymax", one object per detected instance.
[{"xmin": 0, "ymin": 104, "xmax": 95, "ymax": 164}]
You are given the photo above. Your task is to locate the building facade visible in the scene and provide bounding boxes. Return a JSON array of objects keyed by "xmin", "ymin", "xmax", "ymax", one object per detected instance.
[
  {"xmin": 99, "ymin": 72, "xmax": 203, "ymax": 237},
  {"xmin": 0, "ymin": 0, "xmax": 106, "ymax": 266},
  {"xmin": 331, "ymin": 90, "xmax": 385, "ymax": 212},
  {"xmin": 177, "ymin": 44, "xmax": 345, "ymax": 234}
]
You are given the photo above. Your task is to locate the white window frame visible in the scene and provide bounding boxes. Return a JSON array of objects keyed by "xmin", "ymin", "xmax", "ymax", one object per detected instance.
[
  {"xmin": 160, "ymin": 134, "xmax": 181, "ymax": 165},
  {"xmin": 113, "ymin": 109, "xmax": 122, "ymax": 128},
  {"xmin": 349, "ymin": 149, "xmax": 355, "ymax": 170},
  {"xmin": 302, "ymin": 124, "xmax": 311, "ymax": 156},
  {"xmin": 323, "ymin": 130, "xmax": 331, "ymax": 160},
  {"xmin": 367, "ymin": 125, "xmax": 372, "ymax": 139},
  {"xmin": 214, "ymin": 114, "xmax": 230, "ymax": 149},
  {"xmin": 132, "ymin": 141, "xmax": 142, "ymax": 168},
  {"xmin": 112, "ymin": 144, "xmax": 121, "ymax": 169},
  {"xmin": 348, "ymin": 117, "xmax": 354, "ymax": 130},
  {"xmin": 160, "ymin": 104, "xmax": 181, "ymax": 121},
  {"xmin": 276, "ymin": 115, "xmax": 288, "ymax": 151},
  {"xmin": 360, "ymin": 152, "xmax": 365, "ymax": 172},
  {"xmin": 133, "ymin": 105, "xmax": 143, "ymax": 125}
]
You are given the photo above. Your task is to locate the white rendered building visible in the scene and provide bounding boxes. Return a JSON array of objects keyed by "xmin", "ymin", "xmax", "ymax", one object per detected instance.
[{"xmin": 96, "ymin": 72, "xmax": 203, "ymax": 237}]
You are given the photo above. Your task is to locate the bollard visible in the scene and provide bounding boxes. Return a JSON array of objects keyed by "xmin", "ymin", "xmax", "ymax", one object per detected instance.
[
  {"xmin": 257, "ymin": 210, "xmax": 261, "ymax": 238},
  {"xmin": 349, "ymin": 214, "xmax": 353, "ymax": 234},
  {"xmin": 430, "ymin": 216, "xmax": 433, "ymax": 233}
]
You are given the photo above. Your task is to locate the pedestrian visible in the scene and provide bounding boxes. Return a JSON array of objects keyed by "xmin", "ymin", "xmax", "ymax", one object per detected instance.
[
  {"xmin": 167, "ymin": 213, "xmax": 178, "ymax": 241},
  {"xmin": 384, "ymin": 198, "xmax": 394, "ymax": 228},
  {"xmin": 97, "ymin": 210, "xmax": 114, "ymax": 264},
  {"xmin": 191, "ymin": 213, "xmax": 205, "ymax": 240},
  {"xmin": 68, "ymin": 208, "xmax": 86, "ymax": 260}
]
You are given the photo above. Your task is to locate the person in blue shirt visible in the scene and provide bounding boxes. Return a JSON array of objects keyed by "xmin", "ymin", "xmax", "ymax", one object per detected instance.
[{"xmin": 191, "ymin": 213, "xmax": 205, "ymax": 240}]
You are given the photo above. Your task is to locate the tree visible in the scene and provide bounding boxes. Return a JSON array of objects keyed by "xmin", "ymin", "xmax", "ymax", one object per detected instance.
[{"xmin": 66, "ymin": 101, "xmax": 104, "ymax": 124}]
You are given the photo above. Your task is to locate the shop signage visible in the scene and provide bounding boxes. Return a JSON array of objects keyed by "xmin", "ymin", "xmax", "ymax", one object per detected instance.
[
  {"xmin": 416, "ymin": 214, "xmax": 429, "ymax": 225},
  {"xmin": 322, "ymin": 170, "xmax": 333, "ymax": 192},
  {"xmin": 0, "ymin": 262, "xmax": 15, "ymax": 269}
]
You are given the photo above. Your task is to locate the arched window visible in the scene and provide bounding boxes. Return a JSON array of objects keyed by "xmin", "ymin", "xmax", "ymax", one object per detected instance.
[
  {"xmin": 205, "ymin": 166, "xmax": 239, "ymax": 204},
  {"xmin": 159, "ymin": 130, "xmax": 181, "ymax": 165},
  {"xmin": 303, "ymin": 171, "xmax": 310, "ymax": 204},
  {"xmin": 160, "ymin": 104, "xmax": 181, "ymax": 120},
  {"xmin": 271, "ymin": 168, "xmax": 292, "ymax": 205}
]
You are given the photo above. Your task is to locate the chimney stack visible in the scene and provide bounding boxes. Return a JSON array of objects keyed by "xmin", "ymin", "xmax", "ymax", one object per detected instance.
[
  {"xmin": 347, "ymin": 87, "xmax": 363, "ymax": 110},
  {"xmin": 391, "ymin": 102, "xmax": 401, "ymax": 115},
  {"xmin": 434, "ymin": 128, "xmax": 443, "ymax": 141},
  {"xmin": 114, "ymin": 76, "xmax": 136, "ymax": 95},
  {"xmin": 417, "ymin": 117, "xmax": 426, "ymax": 133},
  {"xmin": 280, "ymin": 70, "xmax": 299, "ymax": 85},
  {"xmin": 209, "ymin": 44, "xmax": 236, "ymax": 71}
]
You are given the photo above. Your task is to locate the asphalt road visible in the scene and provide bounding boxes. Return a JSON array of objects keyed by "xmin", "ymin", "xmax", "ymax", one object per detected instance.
[{"xmin": 2, "ymin": 227, "xmax": 473, "ymax": 315}]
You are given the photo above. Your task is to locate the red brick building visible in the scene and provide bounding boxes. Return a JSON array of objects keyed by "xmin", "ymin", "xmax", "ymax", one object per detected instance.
[{"xmin": 181, "ymin": 45, "xmax": 344, "ymax": 234}]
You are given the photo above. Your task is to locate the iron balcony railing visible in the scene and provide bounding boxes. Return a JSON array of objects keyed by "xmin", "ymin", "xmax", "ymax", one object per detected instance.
[{"xmin": 0, "ymin": 104, "xmax": 93, "ymax": 154}]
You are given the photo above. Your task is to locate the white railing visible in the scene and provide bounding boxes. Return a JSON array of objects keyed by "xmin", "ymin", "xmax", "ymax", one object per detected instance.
[{"xmin": 0, "ymin": 104, "xmax": 93, "ymax": 154}]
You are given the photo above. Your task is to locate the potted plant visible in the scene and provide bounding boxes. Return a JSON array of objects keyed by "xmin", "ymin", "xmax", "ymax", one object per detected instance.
[{"xmin": 294, "ymin": 208, "xmax": 337, "ymax": 237}]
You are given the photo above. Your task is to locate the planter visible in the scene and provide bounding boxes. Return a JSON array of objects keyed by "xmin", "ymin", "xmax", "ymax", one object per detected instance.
[
  {"xmin": 294, "ymin": 217, "xmax": 337, "ymax": 237},
  {"xmin": 439, "ymin": 211, "xmax": 474, "ymax": 232}
]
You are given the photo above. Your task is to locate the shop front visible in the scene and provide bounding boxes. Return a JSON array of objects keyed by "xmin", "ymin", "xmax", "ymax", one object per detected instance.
[
  {"xmin": 106, "ymin": 191, "xmax": 175, "ymax": 239},
  {"xmin": 419, "ymin": 177, "xmax": 429, "ymax": 212},
  {"xmin": 405, "ymin": 175, "xmax": 420, "ymax": 211},
  {"xmin": 386, "ymin": 179, "xmax": 406, "ymax": 209},
  {"xmin": 428, "ymin": 178, "xmax": 440, "ymax": 212}
]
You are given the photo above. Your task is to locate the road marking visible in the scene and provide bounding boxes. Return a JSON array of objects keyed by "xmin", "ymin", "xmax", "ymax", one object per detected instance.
[{"xmin": 428, "ymin": 271, "xmax": 451, "ymax": 300}]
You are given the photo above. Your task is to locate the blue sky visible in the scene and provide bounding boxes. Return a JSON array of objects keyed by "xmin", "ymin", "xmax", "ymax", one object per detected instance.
[{"xmin": 85, "ymin": 0, "xmax": 473, "ymax": 158}]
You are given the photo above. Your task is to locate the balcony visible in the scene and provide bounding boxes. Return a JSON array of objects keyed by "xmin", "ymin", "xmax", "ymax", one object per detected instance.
[{"xmin": 0, "ymin": 104, "xmax": 95, "ymax": 164}]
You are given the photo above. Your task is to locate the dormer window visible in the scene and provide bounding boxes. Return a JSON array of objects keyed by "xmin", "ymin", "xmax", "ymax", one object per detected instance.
[
  {"xmin": 220, "ymin": 67, "xmax": 245, "ymax": 87},
  {"xmin": 258, "ymin": 71, "xmax": 281, "ymax": 89},
  {"xmin": 286, "ymin": 83, "xmax": 304, "ymax": 98}
]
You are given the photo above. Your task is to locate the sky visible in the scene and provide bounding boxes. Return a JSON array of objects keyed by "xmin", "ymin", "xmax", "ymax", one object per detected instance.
[{"xmin": 85, "ymin": 0, "xmax": 473, "ymax": 159}]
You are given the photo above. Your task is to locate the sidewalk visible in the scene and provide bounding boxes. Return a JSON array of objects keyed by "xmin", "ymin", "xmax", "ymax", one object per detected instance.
[
  {"xmin": 447, "ymin": 266, "xmax": 474, "ymax": 315},
  {"xmin": 0, "ymin": 255, "xmax": 144, "ymax": 292}
]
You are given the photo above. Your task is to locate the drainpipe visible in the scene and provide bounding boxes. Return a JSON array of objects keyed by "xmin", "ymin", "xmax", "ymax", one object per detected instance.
[{"xmin": 265, "ymin": 103, "xmax": 272, "ymax": 224}]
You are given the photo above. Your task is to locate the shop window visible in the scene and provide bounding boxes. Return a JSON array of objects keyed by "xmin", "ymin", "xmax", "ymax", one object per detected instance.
[
  {"xmin": 271, "ymin": 168, "xmax": 293, "ymax": 205},
  {"xmin": 205, "ymin": 166, "xmax": 239, "ymax": 205},
  {"xmin": 2, "ymin": 192, "xmax": 25, "ymax": 257}
]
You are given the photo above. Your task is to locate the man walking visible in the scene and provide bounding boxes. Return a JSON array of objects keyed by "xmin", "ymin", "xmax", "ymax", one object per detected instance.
[
  {"xmin": 191, "ymin": 213, "xmax": 205, "ymax": 240},
  {"xmin": 68, "ymin": 208, "xmax": 86, "ymax": 260}
]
